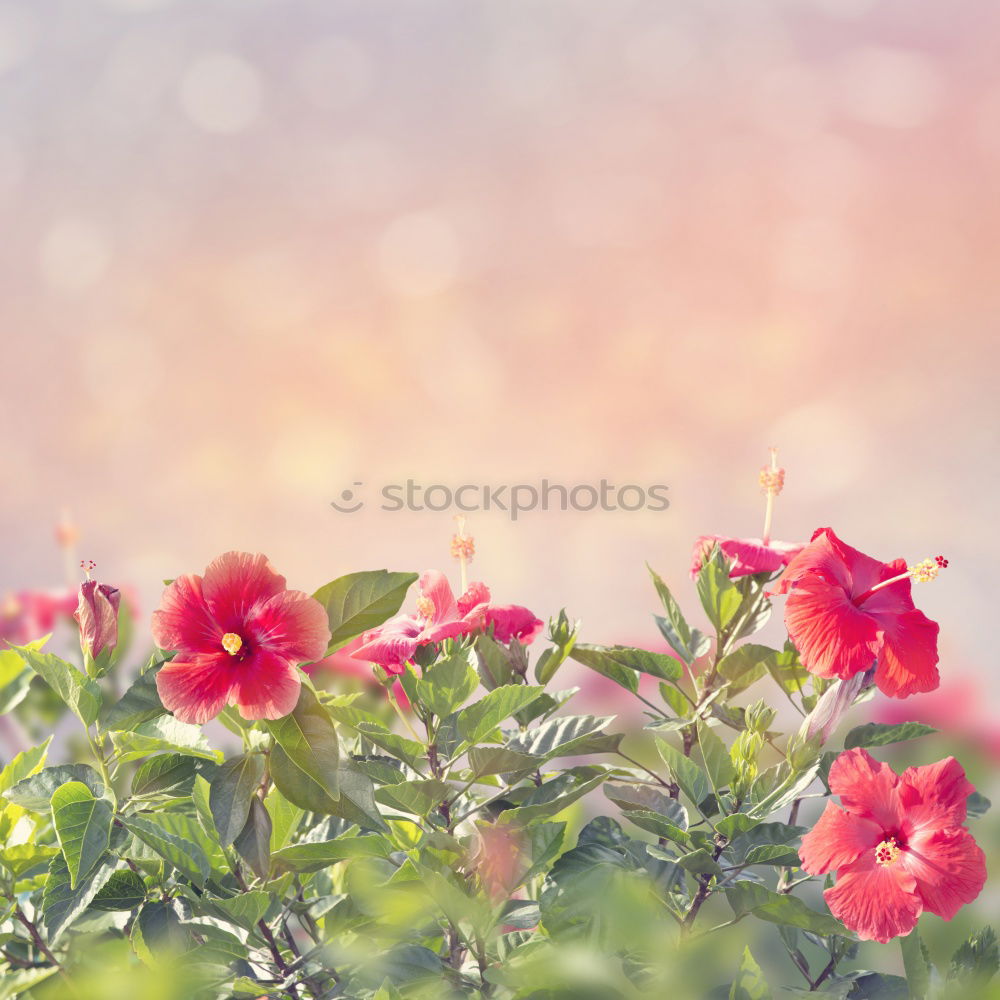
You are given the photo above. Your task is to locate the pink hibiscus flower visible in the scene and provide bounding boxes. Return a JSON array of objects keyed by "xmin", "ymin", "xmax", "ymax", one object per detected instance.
[
  {"xmin": 799, "ymin": 748, "xmax": 986, "ymax": 942},
  {"xmin": 1, "ymin": 589, "xmax": 78, "ymax": 645},
  {"xmin": 351, "ymin": 570, "xmax": 542, "ymax": 675},
  {"xmin": 152, "ymin": 551, "xmax": 331, "ymax": 724},
  {"xmin": 690, "ymin": 535, "xmax": 805, "ymax": 579},
  {"xmin": 769, "ymin": 528, "xmax": 941, "ymax": 698}
]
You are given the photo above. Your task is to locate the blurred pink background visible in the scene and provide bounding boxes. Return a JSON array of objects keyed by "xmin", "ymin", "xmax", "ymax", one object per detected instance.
[{"xmin": 2, "ymin": 0, "xmax": 999, "ymax": 730}]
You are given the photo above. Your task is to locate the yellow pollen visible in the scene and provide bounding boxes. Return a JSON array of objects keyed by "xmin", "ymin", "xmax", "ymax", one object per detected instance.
[
  {"xmin": 909, "ymin": 559, "xmax": 939, "ymax": 584},
  {"xmin": 450, "ymin": 534, "xmax": 475, "ymax": 560},
  {"xmin": 874, "ymin": 838, "xmax": 900, "ymax": 866},
  {"xmin": 415, "ymin": 596, "xmax": 435, "ymax": 621},
  {"xmin": 221, "ymin": 632, "xmax": 243, "ymax": 655}
]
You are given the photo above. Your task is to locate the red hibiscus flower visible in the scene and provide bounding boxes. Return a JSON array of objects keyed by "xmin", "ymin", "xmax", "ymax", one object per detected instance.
[
  {"xmin": 690, "ymin": 535, "xmax": 805, "ymax": 579},
  {"xmin": 769, "ymin": 528, "xmax": 941, "ymax": 698},
  {"xmin": 351, "ymin": 570, "xmax": 542, "ymax": 675},
  {"xmin": 799, "ymin": 748, "xmax": 986, "ymax": 942},
  {"xmin": 1, "ymin": 589, "xmax": 77, "ymax": 645},
  {"xmin": 152, "ymin": 551, "xmax": 331, "ymax": 724}
]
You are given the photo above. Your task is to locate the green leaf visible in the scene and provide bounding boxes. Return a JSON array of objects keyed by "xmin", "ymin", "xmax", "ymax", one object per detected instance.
[
  {"xmin": 5, "ymin": 764, "xmax": 105, "ymax": 812},
  {"xmin": 717, "ymin": 645, "xmax": 776, "ymax": 695},
  {"xmin": 266, "ymin": 684, "xmax": 340, "ymax": 810},
  {"xmin": 209, "ymin": 753, "xmax": 265, "ymax": 846},
  {"xmin": 233, "ymin": 797, "xmax": 271, "ymax": 880},
  {"xmin": 715, "ymin": 813, "xmax": 760, "ymax": 840},
  {"xmin": 0, "ymin": 736, "xmax": 51, "ymax": 795},
  {"xmin": 264, "ymin": 786, "xmax": 303, "ymax": 851},
  {"xmin": 376, "ymin": 778, "xmax": 453, "ymax": 816},
  {"xmin": 467, "ymin": 746, "xmax": 540, "ymax": 778},
  {"xmin": 725, "ymin": 881, "xmax": 845, "ymax": 935},
  {"xmin": 0, "ymin": 843, "xmax": 60, "ymax": 878},
  {"xmin": 0, "ymin": 649, "xmax": 33, "ymax": 715},
  {"xmin": 696, "ymin": 547, "xmax": 743, "ymax": 632},
  {"xmin": 655, "ymin": 737, "xmax": 711, "ymax": 809},
  {"xmin": 696, "ymin": 721, "xmax": 736, "ymax": 792},
  {"xmin": 123, "ymin": 814, "xmax": 211, "ymax": 886},
  {"xmin": 498, "ymin": 768, "xmax": 607, "ymax": 825},
  {"xmin": 0, "ymin": 968, "xmax": 59, "ymax": 999},
  {"xmin": 900, "ymin": 928, "xmax": 931, "ymax": 999},
  {"xmin": 112, "ymin": 716, "xmax": 220, "ymax": 763},
  {"xmin": 648, "ymin": 565, "xmax": 697, "ymax": 664},
  {"xmin": 507, "ymin": 714, "xmax": 618, "ymax": 760},
  {"xmin": 571, "ymin": 643, "xmax": 682, "ymax": 688},
  {"xmin": 948, "ymin": 926, "xmax": 998, "ymax": 987},
  {"xmin": 132, "ymin": 754, "xmax": 206, "ymax": 798},
  {"xmin": 104, "ymin": 664, "xmax": 167, "ymax": 731},
  {"xmin": 90, "ymin": 868, "xmax": 147, "ymax": 911},
  {"xmin": 604, "ymin": 783, "xmax": 688, "ymax": 827},
  {"xmin": 313, "ymin": 569, "xmax": 418, "ymax": 653},
  {"xmin": 743, "ymin": 844, "xmax": 800, "ymax": 866},
  {"xmin": 415, "ymin": 649, "xmax": 479, "ymax": 717},
  {"xmin": 844, "ymin": 722, "xmax": 938, "ymax": 750},
  {"xmin": 204, "ymin": 890, "xmax": 271, "ymax": 929},
  {"xmin": 11, "ymin": 643, "xmax": 102, "ymax": 726},
  {"xmin": 270, "ymin": 834, "xmax": 392, "ymax": 874},
  {"xmin": 51, "ymin": 780, "xmax": 114, "ymax": 888},
  {"xmin": 41, "ymin": 850, "xmax": 116, "ymax": 943},
  {"xmin": 677, "ymin": 848, "xmax": 723, "ymax": 878},
  {"xmin": 730, "ymin": 946, "xmax": 772, "ymax": 1000},
  {"xmin": 456, "ymin": 685, "xmax": 546, "ymax": 746}
]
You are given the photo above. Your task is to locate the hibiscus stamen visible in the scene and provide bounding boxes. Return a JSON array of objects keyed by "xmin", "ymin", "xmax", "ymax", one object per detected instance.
[
  {"xmin": 79, "ymin": 559, "xmax": 96, "ymax": 580},
  {"xmin": 221, "ymin": 632, "xmax": 244, "ymax": 655},
  {"xmin": 415, "ymin": 596, "xmax": 435, "ymax": 621},
  {"xmin": 759, "ymin": 447, "xmax": 785, "ymax": 546},
  {"xmin": 874, "ymin": 837, "xmax": 901, "ymax": 866},
  {"xmin": 860, "ymin": 556, "xmax": 948, "ymax": 601},
  {"xmin": 451, "ymin": 515, "xmax": 475, "ymax": 593}
]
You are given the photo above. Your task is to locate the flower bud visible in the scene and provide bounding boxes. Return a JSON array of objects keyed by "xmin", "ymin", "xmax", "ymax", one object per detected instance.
[{"xmin": 74, "ymin": 579, "xmax": 120, "ymax": 673}]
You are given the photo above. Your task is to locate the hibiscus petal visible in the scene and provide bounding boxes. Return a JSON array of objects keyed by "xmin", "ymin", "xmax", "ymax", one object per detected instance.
[
  {"xmin": 824, "ymin": 851, "xmax": 921, "ymax": 943},
  {"xmin": 782, "ymin": 577, "xmax": 879, "ymax": 680},
  {"xmin": 481, "ymin": 605, "xmax": 545, "ymax": 645},
  {"xmin": 201, "ymin": 552, "xmax": 288, "ymax": 623},
  {"xmin": 421, "ymin": 619, "xmax": 474, "ymax": 644},
  {"xmin": 156, "ymin": 653, "xmax": 235, "ymax": 725},
  {"xmin": 799, "ymin": 802, "xmax": 882, "ymax": 875},
  {"xmin": 252, "ymin": 589, "xmax": 332, "ymax": 663},
  {"xmin": 353, "ymin": 630, "xmax": 420, "ymax": 668},
  {"xmin": 828, "ymin": 748, "xmax": 905, "ymax": 831},
  {"xmin": 902, "ymin": 827, "xmax": 987, "ymax": 921},
  {"xmin": 232, "ymin": 650, "xmax": 302, "ymax": 721},
  {"xmin": 871, "ymin": 608, "xmax": 940, "ymax": 699},
  {"xmin": 898, "ymin": 756, "xmax": 976, "ymax": 831},
  {"xmin": 151, "ymin": 575, "xmax": 221, "ymax": 655},
  {"xmin": 418, "ymin": 570, "xmax": 458, "ymax": 624}
]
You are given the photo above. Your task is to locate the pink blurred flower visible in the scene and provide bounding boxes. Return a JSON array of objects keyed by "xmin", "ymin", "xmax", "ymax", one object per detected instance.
[
  {"xmin": 690, "ymin": 535, "xmax": 804, "ymax": 579},
  {"xmin": 800, "ymin": 748, "xmax": 986, "ymax": 942},
  {"xmin": 352, "ymin": 570, "xmax": 541, "ymax": 675},
  {"xmin": 1, "ymin": 589, "xmax": 77, "ymax": 645},
  {"xmin": 770, "ymin": 528, "xmax": 940, "ymax": 698},
  {"xmin": 152, "ymin": 551, "xmax": 331, "ymax": 724}
]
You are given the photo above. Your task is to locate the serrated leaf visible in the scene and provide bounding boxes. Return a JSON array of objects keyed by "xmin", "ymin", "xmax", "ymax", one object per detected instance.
[
  {"xmin": 415, "ymin": 650, "xmax": 479, "ymax": 717},
  {"xmin": 715, "ymin": 813, "xmax": 760, "ymax": 840},
  {"xmin": 266, "ymin": 685, "xmax": 340, "ymax": 810},
  {"xmin": 0, "ymin": 843, "xmax": 60, "ymax": 878},
  {"xmin": 103, "ymin": 662, "xmax": 167, "ymax": 731},
  {"xmin": 204, "ymin": 889, "xmax": 271, "ymax": 929},
  {"xmin": 655, "ymin": 737, "xmax": 711, "ymax": 810},
  {"xmin": 696, "ymin": 721, "xmax": 735, "ymax": 792},
  {"xmin": 743, "ymin": 844, "xmax": 800, "ymax": 866},
  {"xmin": 11, "ymin": 644, "xmax": 102, "ymax": 726},
  {"xmin": 270, "ymin": 834, "xmax": 392, "ymax": 873},
  {"xmin": 696, "ymin": 548, "xmax": 743, "ymax": 632},
  {"xmin": 604, "ymin": 783, "xmax": 688, "ymax": 827},
  {"xmin": 209, "ymin": 753, "xmax": 265, "ymax": 847},
  {"xmin": 233, "ymin": 797, "xmax": 271, "ymax": 880},
  {"xmin": 844, "ymin": 722, "xmax": 937, "ymax": 750},
  {"xmin": 498, "ymin": 768, "xmax": 607, "ymax": 825},
  {"xmin": 41, "ymin": 850, "xmax": 116, "ymax": 943},
  {"xmin": 0, "ymin": 737, "xmax": 52, "ymax": 796},
  {"xmin": 456, "ymin": 685, "xmax": 546, "ymax": 746},
  {"xmin": 948, "ymin": 925, "xmax": 999, "ymax": 986},
  {"xmin": 90, "ymin": 869, "xmax": 147, "ymax": 911},
  {"xmin": 717, "ymin": 645, "xmax": 775, "ymax": 695},
  {"xmin": 124, "ymin": 814, "xmax": 211, "ymax": 886},
  {"xmin": 313, "ymin": 569, "xmax": 418, "ymax": 653},
  {"xmin": 725, "ymin": 881, "xmax": 845, "ymax": 935},
  {"xmin": 648, "ymin": 565, "xmax": 696, "ymax": 664},
  {"xmin": 112, "ymin": 716, "xmax": 220, "ymax": 763},
  {"xmin": 5, "ymin": 764, "xmax": 105, "ymax": 812},
  {"xmin": 51, "ymin": 780, "xmax": 114, "ymax": 888},
  {"xmin": 467, "ymin": 746, "xmax": 540, "ymax": 777},
  {"xmin": 132, "ymin": 754, "xmax": 205, "ymax": 798},
  {"xmin": 507, "ymin": 714, "xmax": 619, "ymax": 759}
]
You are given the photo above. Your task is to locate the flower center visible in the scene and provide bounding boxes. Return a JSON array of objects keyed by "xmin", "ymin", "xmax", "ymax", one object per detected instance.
[
  {"xmin": 874, "ymin": 838, "xmax": 901, "ymax": 866},
  {"xmin": 221, "ymin": 632, "xmax": 244, "ymax": 655}
]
